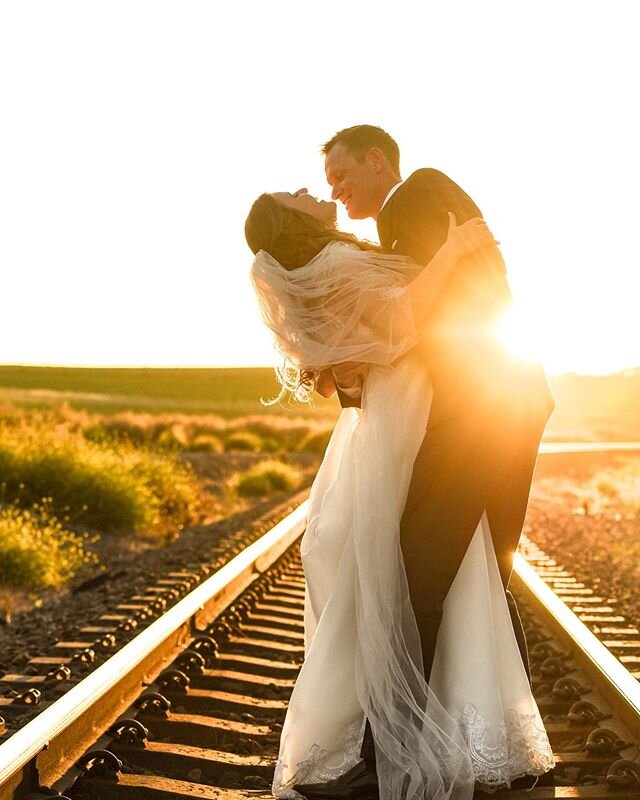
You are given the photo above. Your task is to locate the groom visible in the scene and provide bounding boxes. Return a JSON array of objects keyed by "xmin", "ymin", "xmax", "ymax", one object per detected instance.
[{"xmin": 297, "ymin": 125, "xmax": 554, "ymax": 798}]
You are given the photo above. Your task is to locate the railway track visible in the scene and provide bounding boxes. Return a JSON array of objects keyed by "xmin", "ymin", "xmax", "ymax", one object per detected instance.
[{"xmin": 1, "ymin": 445, "xmax": 640, "ymax": 798}]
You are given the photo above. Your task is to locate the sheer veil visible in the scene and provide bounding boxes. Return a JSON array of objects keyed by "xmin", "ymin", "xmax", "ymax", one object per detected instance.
[
  {"xmin": 251, "ymin": 241, "xmax": 474, "ymax": 800},
  {"xmin": 250, "ymin": 241, "xmax": 420, "ymax": 400}
]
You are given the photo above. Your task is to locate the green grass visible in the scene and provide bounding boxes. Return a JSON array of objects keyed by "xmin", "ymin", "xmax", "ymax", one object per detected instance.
[{"xmin": 0, "ymin": 365, "xmax": 340, "ymax": 418}]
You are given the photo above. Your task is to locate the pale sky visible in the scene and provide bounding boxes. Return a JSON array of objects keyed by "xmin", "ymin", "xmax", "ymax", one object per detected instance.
[{"xmin": 1, "ymin": 1, "xmax": 638, "ymax": 375}]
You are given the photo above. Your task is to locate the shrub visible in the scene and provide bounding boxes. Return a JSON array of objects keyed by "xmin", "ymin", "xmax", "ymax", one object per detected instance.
[
  {"xmin": 83, "ymin": 413, "xmax": 155, "ymax": 446},
  {"xmin": 236, "ymin": 460, "xmax": 303, "ymax": 498},
  {"xmin": 188, "ymin": 416, "xmax": 227, "ymax": 438},
  {"xmin": 0, "ymin": 503, "xmax": 96, "ymax": 591},
  {"xmin": 155, "ymin": 424, "xmax": 189, "ymax": 450},
  {"xmin": 227, "ymin": 416, "xmax": 319, "ymax": 451},
  {"xmin": 130, "ymin": 453, "xmax": 200, "ymax": 528},
  {"xmin": 82, "ymin": 423, "xmax": 111, "ymax": 445},
  {"xmin": 0, "ymin": 425, "xmax": 199, "ymax": 537},
  {"xmin": 224, "ymin": 431, "xmax": 262, "ymax": 452},
  {"xmin": 595, "ymin": 476, "xmax": 619, "ymax": 499},
  {"xmin": 189, "ymin": 434, "xmax": 224, "ymax": 452},
  {"xmin": 228, "ymin": 417, "xmax": 285, "ymax": 439}
]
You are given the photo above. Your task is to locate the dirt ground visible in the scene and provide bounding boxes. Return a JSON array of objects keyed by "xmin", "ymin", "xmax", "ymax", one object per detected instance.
[{"xmin": 523, "ymin": 451, "xmax": 640, "ymax": 627}]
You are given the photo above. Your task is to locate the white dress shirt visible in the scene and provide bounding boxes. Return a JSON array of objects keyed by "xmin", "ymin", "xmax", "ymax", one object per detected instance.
[{"xmin": 380, "ymin": 181, "xmax": 403, "ymax": 213}]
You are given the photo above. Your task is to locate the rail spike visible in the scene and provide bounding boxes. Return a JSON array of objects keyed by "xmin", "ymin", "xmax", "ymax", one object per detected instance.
[
  {"xmin": 585, "ymin": 727, "xmax": 634, "ymax": 756},
  {"xmin": 77, "ymin": 749, "xmax": 123, "ymax": 778},
  {"xmin": 70, "ymin": 647, "xmax": 96, "ymax": 666},
  {"xmin": 116, "ymin": 617, "xmax": 138, "ymax": 633},
  {"xmin": 539, "ymin": 655, "xmax": 571, "ymax": 678},
  {"xmin": 107, "ymin": 718, "xmax": 149, "ymax": 746},
  {"xmin": 521, "ymin": 623, "xmax": 551, "ymax": 646},
  {"xmin": 174, "ymin": 649, "xmax": 206, "ymax": 676},
  {"xmin": 190, "ymin": 634, "xmax": 219, "ymax": 666},
  {"xmin": 15, "ymin": 688, "xmax": 42, "ymax": 706},
  {"xmin": 551, "ymin": 676, "xmax": 589, "ymax": 701},
  {"xmin": 156, "ymin": 668, "xmax": 190, "ymax": 694},
  {"xmin": 44, "ymin": 665, "xmax": 72, "ymax": 684},
  {"xmin": 93, "ymin": 633, "xmax": 117, "ymax": 651},
  {"xmin": 567, "ymin": 699, "xmax": 609, "ymax": 725},
  {"xmin": 606, "ymin": 759, "xmax": 640, "ymax": 789},
  {"xmin": 529, "ymin": 641, "xmax": 569, "ymax": 663},
  {"xmin": 134, "ymin": 691, "xmax": 172, "ymax": 716}
]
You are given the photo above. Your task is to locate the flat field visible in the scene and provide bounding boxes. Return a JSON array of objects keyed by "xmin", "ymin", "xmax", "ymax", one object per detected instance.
[
  {"xmin": 2, "ymin": 365, "xmax": 640, "ymax": 439},
  {"xmin": 0, "ymin": 365, "xmax": 340, "ymax": 418}
]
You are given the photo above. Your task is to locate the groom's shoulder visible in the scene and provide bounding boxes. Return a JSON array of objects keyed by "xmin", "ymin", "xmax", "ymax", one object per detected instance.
[
  {"xmin": 404, "ymin": 168, "xmax": 461, "ymax": 193},
  {"xmin": 401, "ymin": 168, "xmax": 479, "ymax": 213}
]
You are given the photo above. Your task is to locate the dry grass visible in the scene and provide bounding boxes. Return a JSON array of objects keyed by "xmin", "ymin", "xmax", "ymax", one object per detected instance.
[
  {"xmin": 0, "ymin": 501, "xmax": 97, "ymax": 591},
  {"xmin": 0, "ymin": 399, "xmax": 327, "ymax": 594},
  {"xmin": 235, "ymin": 460, "xmax": 304, "ymax": 498},
  {"xmin": 0, "ymin": 415, "xmax": 200, "ymax": 538}
]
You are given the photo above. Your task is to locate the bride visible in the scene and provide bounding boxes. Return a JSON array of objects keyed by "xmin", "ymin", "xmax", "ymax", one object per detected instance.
[{"xmin": 245, "ymin": 190, "xmax": 554, "ymax": 800}]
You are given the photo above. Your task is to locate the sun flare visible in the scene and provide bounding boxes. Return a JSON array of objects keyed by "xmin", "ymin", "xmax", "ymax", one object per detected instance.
[{"xmin": 496, "ymin": 308, "xmax": 543, "ymax": 364}]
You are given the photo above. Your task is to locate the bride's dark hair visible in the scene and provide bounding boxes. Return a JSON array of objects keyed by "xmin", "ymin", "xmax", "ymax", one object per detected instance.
[
  {"xmin": 246, "ymin": 193, "xmax": 378, "ymax": 401},
  {"xmin": 245, "ymin": 193, "xmax": 377, "ymax": 270}
]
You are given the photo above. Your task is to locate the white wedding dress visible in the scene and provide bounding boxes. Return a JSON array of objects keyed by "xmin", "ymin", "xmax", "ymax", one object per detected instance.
[{"xmin": 250, "ymin": 242, "xmax": 555, "ymax": 800}]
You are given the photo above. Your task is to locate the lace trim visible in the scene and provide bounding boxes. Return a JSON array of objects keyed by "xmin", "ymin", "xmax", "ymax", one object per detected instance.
[
  {"xmin": 272, "ymin": 705, "xmax": 554, "ymax": 797},
  {"xmin": 272, "ymin": 717, "xmax": 364, "ymax": 798},
  {"xmin": 459, "ymin": 703, "xmax": 555, "ymax": 792}
]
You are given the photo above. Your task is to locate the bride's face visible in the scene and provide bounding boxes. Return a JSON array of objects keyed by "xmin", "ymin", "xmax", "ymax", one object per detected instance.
[{"xmin": 271, "ymin": 189, "xmax": 337, "ymax": 228}]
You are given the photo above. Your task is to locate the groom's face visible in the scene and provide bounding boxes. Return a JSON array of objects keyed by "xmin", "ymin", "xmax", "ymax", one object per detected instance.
[{"xmin": 325, "ymin": 144, "xmax": 381, "ymax": 220}]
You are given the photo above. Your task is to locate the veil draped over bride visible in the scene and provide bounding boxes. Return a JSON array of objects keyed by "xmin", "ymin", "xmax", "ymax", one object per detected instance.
[{"xmin": 251, "ymin": 242, "xmax": 554, "ymax": 800}]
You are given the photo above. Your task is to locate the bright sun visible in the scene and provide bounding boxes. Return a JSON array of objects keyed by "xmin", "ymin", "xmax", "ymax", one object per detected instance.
[{"xmin": 496, "ymin": 308, "xmax": 544, "ymax": 364}]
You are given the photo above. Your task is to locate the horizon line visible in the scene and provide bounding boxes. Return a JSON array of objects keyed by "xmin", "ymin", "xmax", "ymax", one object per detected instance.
[
  {"xmin": 0, "ymin": 362, "xmax": 274, "ymax": 370},
  {"xmin": 1, "ymin": 362, "xmax": 639, "ymax": 379}
]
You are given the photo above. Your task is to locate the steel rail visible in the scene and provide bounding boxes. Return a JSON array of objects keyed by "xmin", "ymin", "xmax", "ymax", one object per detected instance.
[
  {"xmin": 513, "ymin": 553, "xmax": 640, "ymax": 740},
  {"xmin": 522, "ymin": 440, "xmax": 640, "ymax": 738},
  {"xmin": 539, "ymin": 441, "xmax": 640, "ymax": 454},
  {"xmin": 0, "ymin": 500, "xmax": 308, "ymax": 795}
]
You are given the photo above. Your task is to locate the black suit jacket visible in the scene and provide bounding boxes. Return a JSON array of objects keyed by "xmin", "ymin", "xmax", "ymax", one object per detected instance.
[{"xmin": 377, "ymin": 168, "xmax": 554, "ymax": 427}]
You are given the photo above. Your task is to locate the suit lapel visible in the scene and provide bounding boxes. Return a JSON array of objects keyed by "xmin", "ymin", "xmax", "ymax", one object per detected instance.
[{"xmin": 376, "ymin": 198, "xmax": 396, "ymax": 252}]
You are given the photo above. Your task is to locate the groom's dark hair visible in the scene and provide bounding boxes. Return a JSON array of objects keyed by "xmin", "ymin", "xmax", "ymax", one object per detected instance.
[{"xmin": 321, "ymin": 125, "xmax": 400, "ymax": 174}]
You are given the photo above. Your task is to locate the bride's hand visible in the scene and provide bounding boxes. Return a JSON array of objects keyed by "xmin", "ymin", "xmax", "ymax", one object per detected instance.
[
  {"xmin": 333, "ymin": 361, "xmax": 368, "ymax": 399},
  {"xmin": 446, "ymin": 212, "xmax": 499, "ymax": 258}
]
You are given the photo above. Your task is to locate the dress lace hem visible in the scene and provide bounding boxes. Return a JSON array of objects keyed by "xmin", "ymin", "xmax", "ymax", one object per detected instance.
[
  {"xmin": 272, "ymin": 718, "xmax": 364, "ymax": 798},
  {"xmin": 459, "ymin": 703, "xmax": 555, "ymax": 792},
  {"xmin": 272, "ymin": 705, "xmax": 555, "ymax": 798}
]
